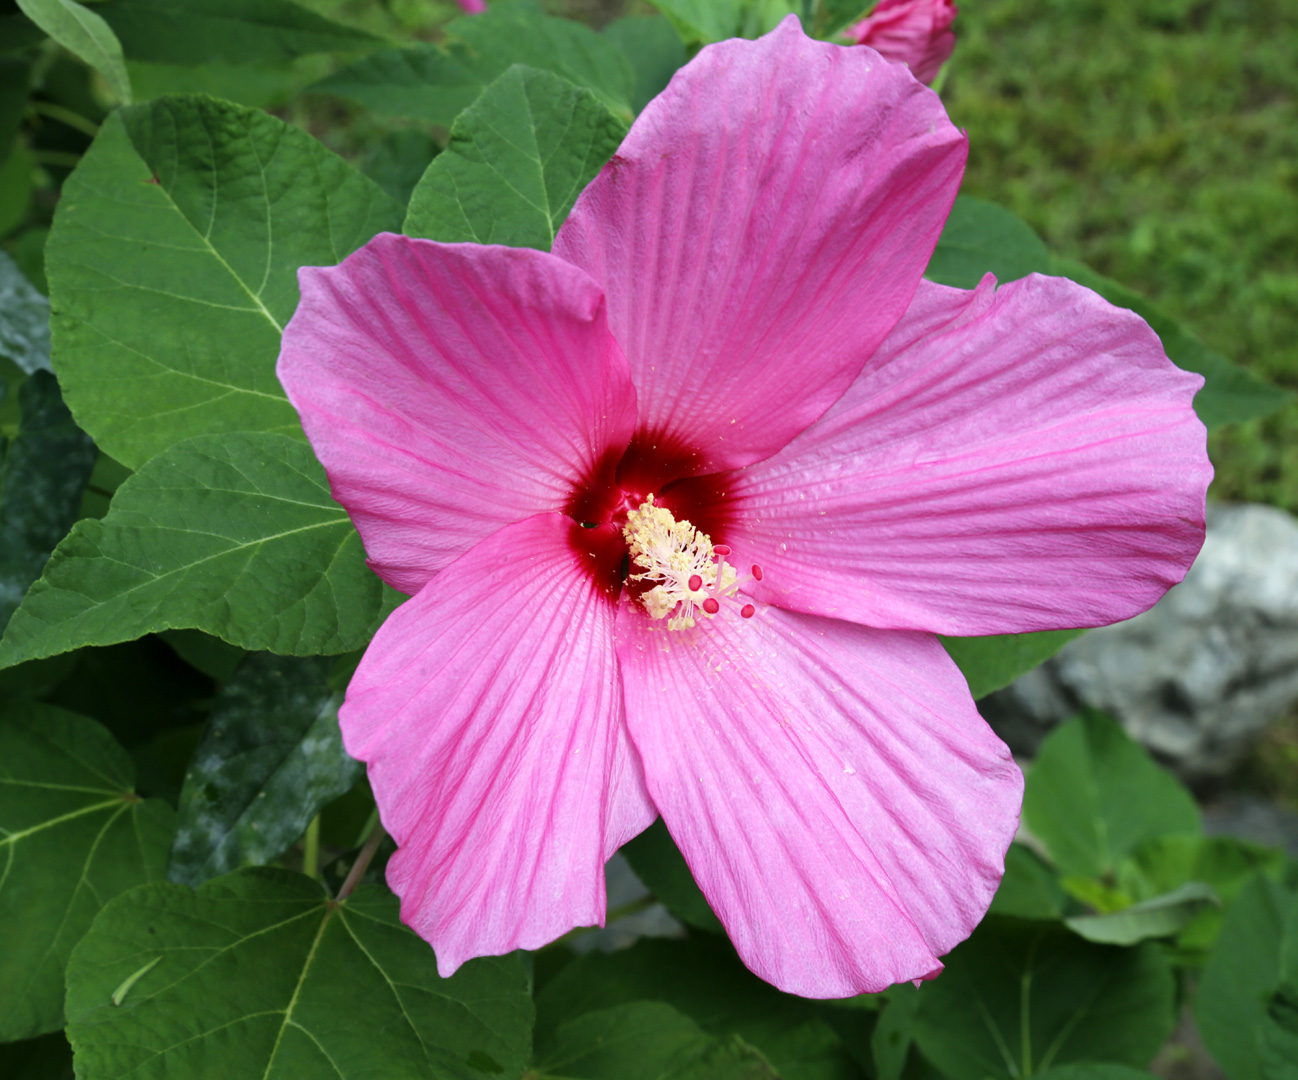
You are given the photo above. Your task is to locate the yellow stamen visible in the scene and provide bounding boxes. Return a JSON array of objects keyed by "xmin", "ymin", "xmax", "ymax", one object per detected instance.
[{"xmin": 623, "ymin": 496, "xmax": 737, "ymax": 630}]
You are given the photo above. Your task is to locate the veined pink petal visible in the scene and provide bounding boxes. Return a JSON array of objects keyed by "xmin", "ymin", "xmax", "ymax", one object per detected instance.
[
  {"xmin": 341, "ymin": 514, "xmax": 655, "ymax": 975},
  {"xmin": 615, "ymin": 603, "xmax": 1021, "ymax": 998},
  {"xmin": 730, "ymin": 274, "xmax": 1212, "ymax": 636},
  {"xmin": 553, "ymin": 16, "xmax": 966, "ymax": 474},
  {"xmin": 278, "ymin": 235, "xmax": 637, "ymax": 595}
]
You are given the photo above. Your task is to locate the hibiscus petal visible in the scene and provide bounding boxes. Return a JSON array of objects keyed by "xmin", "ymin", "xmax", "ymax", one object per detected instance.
[
  {"xmin": 730, "ymin": 274, "xmax": 1211, "ymax": 635},
  {"xmin": 342, "ymin": 514, "xmax": 655, "ymax": 975},
  {"xmin": 553, "ymin": 15, "xmax": 965, "ymax": 474},
  {"xmin": 615, "ymin": 603, "xmax": 1021, "ymax": 998},
  {"xmin": 278, "ymin": 235, "xmax": 637, "ymax": 594}
]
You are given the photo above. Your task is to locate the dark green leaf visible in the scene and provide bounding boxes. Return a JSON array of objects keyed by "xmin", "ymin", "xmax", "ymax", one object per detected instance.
[
  {"xmin": 0, "ymin": 371, "xmax": 97, "ymax": 632},
  {"xmin": 15, "ymin": 0, "xmax": 132, "ymax": 103},
  {"xmin": 0, "ymin": 142, "xmax": 33, "ymax": 237},
  {"xmin": 537, "ymin": 936, "xmax": 862, "ymax": 1080},
  {"xmin": 1034, "ymin": 1067, "xmax": 1159, "ymax": 1080},
  {"xmin": 941, "ymin": 628, "xmax": 1085, "ymax": 701},
  {"xmin": 1022, "ymin": 711, "xmax": 1200, "ymax": 878},
  {"xmin": 0, "ymin": 56, "xmax": 29, "ymax": 161},
  {"xmin": 869, "ymin": 988, "xmax": 919, "ymax": 1080},
  {"xmin": 988, "ymin": 842, "xmax": 1068, "ymax": 920},
  {"xmin": 1064, "ymin": 881, "xmax": 1219, "ymax": 945},
  {"xmin": 313, "ymin": 6, "xmax": 635, "ymax": 128},
  {"xmin": 97, "ymin": 0, "xmax": 381, "ymax": 65},
  {"xmin": 47, "ymin": 94, "xmax": 403, "ymax": 468},
  {"xmin": 159, "ymin": 627, "xmax": 245, "ymax": 682},
  {"xmin": 0, "ymin": 703, "xmax": 173, "ymax": 1041},
  {"xmin": 404, "ymin": 65, "xmax": 628, "ymax": 250},
  {"xmin": 536, "ymin": 1001, "xmax": 778, "ymax": 1080},
  {"xmin": 911, "ymin": 918, "xmax": 1177, "ymax": 1080},
  {"xmin": 812, "ymin": 0, "xmax": 870, "ymax": 37},
  {"xmin": 363, "ymin": 128, "xmax": 438, "ymax": 206},
  {"xmin": 1050, "ymin": 255, "xmax": 1292, "ymax": 429},
  {"xmin": 0, "ymin": 13, "xmax": 47, "ymax": 54},
  {"xmin": 925, "ymin": 195, "xmax": 1052, "ymax": 289},
  {"xmin": 0, "ymin": 433, "xmax": 399, "ymax": 668},
  {"xmin": 125, "ymin": 59, "xmax": 306, "ymax": 108},
  {"xmin": 646, "ymin": 0, "xmax": 796, "ymax": 45},
  {"xmin": 0, "ymin": 249, "xmax": 52, "ymax": 374},
  {"xmin": 620, "ymin": 817, "xmax": 722, "ymax": 933},
  {"xmin": 1196, "ymin": 875, "xmax": 1293, "ymax": 1080},
  {"xmin": 65, "ymin": 868, "xmax": 534, "ymax": 1080},
  {"xmin": 0, "ymin": 1032, "xmax": 75, "ymax": 1079},
  {"xmin": 169, "ymin": 652, "xmax": 362, "ymax": 887},
  {"xmin": 602, "ymin": 15, "xmax": 687, "ymax": 113}
]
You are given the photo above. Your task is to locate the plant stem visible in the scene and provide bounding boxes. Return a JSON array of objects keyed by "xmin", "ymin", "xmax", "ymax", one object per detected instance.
[
  {"xmin": 337, "ymin": 822, "xmax": 386, "ymax": 902},
  {"xmin": 302, "ymin": 814, "xmax": 321, "ymax": 880},
  {"xmin": 28, "ymin": 100, "xmax": 100, "ymax": 137}
]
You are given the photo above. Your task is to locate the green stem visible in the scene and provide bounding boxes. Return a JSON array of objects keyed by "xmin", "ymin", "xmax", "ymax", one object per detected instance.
[
  {"xmin": 28, "ymin": 100, "xmax": 100, "ymax": 138},
  {"xmin": 302, "ymin": 814, "xmax": 321, "ymax": 880},
  {"xmin": 337, "ymin": 822, "xmax": 386, "ymax": 902}
]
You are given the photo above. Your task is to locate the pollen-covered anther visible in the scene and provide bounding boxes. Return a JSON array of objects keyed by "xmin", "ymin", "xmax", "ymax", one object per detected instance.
[{"xmin": 622, "ymin": 496, "xmax": 740, "ymax": 630}]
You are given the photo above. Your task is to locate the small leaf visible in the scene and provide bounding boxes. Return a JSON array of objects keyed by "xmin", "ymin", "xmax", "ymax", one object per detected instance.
[
  {"xmin": 941, "ymin": 628, "xmax": 1085, "ymax": 701},
  {"xmin": 911, "ymin": 917, "xmax": 1176, "ymax": 1080},
  {"xmin": 168, "ymin": 652, "xmax": 363, "ymax": 887},
  {"xmin": 0, "ymin": 371, "xmax": 97, "ymax": 633},
  {"xmin": 97, "ymin": 0, "xmax": 381, "ymax": 65},
  {"xmin": 314, "ymin": 6, "xmax": 635, "ymax": 127},
  {"xmin": 1064, "ymin": 881, "xmax": 1220, "ymax": 945},
  {"xmin": 0, "ymin": 432, "xmax": 399, "ymax": 669},
  {"xmin": 65, "ymin": 868, "xmax": 534, "ymax": 1080},
  {"xmin": 602, "ymin": 15, "xmax": 687, "ymax": 112},
  {"xmin": 15, "ymin": 0, "xmax": 132, "ymax": 103},
  {"xmin": 0, "ymin": 703, "xmax": 173, "ymax": 1040},
  {"xmin": 404, "ymin": 65, "xmax": 628, "ymax": 250},
  {"xmin": 47, "ymin": 94, "xmax": 403, "ymax": 468},
  {"xmin": 0, "ymin": 250, "xmax": 52, "ymax": 374},
  {"xmin": 925, "ymin": 195, "xmax": 1052, "ymax": 289},
  {"xmin": 1022, "ymin": 711, "xmax": 1200, "ymax": 879},
  {"xmin": 619, "ymin": 817, "xmax": 723, "ymax": 934}
]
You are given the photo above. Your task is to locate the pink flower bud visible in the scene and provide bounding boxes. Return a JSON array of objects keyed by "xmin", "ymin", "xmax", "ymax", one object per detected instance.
[
  {"xmin": 848, "ymin": 0, "xmax": 958, "ymax": 85},
  {"xmin": 454, "ymin": 0, "xmax": 486, "ymax": 12}
]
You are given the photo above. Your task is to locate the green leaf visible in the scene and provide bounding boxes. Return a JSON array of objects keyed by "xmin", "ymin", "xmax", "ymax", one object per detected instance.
[
  {"xmin": 0, "ymin": 249, "xmax": 52, "ymax": 374},
  {"xmin": 911, "ymin": 917, "xmax": 1177, "ymax": 1080},
  {"xmin": 602, "ymin": 15, "xmax": 687, "ymax": 112},
  {"xmin": 811, "ymin": 0, "xmax": 870, "ymax": 37},
  {"xmin": 869, "ymin": 988, "xmax": 919, "ymax": 1080},
  {"xmin": 47, "ymin": 94, "xmax": 403, "ymax": 468},
  {"xmin": 940, "ymin": 628, "xmax": 1085, "ymax": 700},
  {"xmin": 363, "ymin": 128, "xmax": 438, "ymax": 206},
  {"xmin": 168, "ymin": 652, "xmax": 362, "ymax": 887},
  {"xmin": 313, "ymin": 6, "xmax": 635, "ymax": 128},
  {"xmin": 646, "ymin": 0, "xmax": 796, "ymax": 46},
  {"xmin": 0, "ymin": 13, "xmax": 48, "ymax": 55},
  {"xmin": 0, "ymin": 56, "xmax": 29, "ymax": 161},
  {"xmin": 0, "ymin": 142, "xmax": 33, "ymax": 238},
  {"xmin": 925, "ymin": 195, "xmax": 1053, "ymax": 290},
  {"xmin": 988, "ymin": 842, "xmax": 1068, "ymax": 920},
  {"xmin": 1064, "ymin": 881, "xmax": 1219, "ymax": 945},
  {"xmin": 0, "ymin": 370, "xmax": 97, "ymax": 633},
  {"xmin": 0, "ymin": 703, "xmax": 173, "ymax": 1041},
  {"xmin": 97, "ymin": 0, "xmax": 381, "ymax": 65},
  {"xmin": 159, "ymin": 627, "xmax": 245, "ymax": 682},
  {"xmin": 1034, "ymin": 1067, "xmax": 1159, "ymax": 1080},
  {"xmin": 65, "ymin": 867, "xmax": 534, "ymax": 1079},
  {"xmin": 536, "ymin": 1001, "xmax": 778, "ymax": 1080},
  {"xmin": 537, "ymin": 936, "xmax": 859, "ymax": 1080},
  {"xmin": 404, "ymin": 65, "xmax": 628, "ymax": 250},
  {"xmin": 125, "ymin": 59, "xmax": 306, "ymax": 109},
  {"xmin": 16, "ymin": 0, "xmax": 132, "ymax": 103},
  {"xmin": 1050, "ymin": 255, "xmax": 1292, "ymax": 429},
  {"xmin": 0, "ymin": 432, "xmax": 399, "ymax": 669},
  {"xmin": 1196, "ymin": 875, "xmax": 1293, "ymax": 1080},
  {"xmin": 619, "ymin": 817, "xmax": 723, "ymax": 934},
  {"xmin": 0, "ymin": 1032, "xmax": 75, "ymax": 1080},
  {"xmin": 1021, "ymin": 711, "xmax": 1200, "ymax": 878}
]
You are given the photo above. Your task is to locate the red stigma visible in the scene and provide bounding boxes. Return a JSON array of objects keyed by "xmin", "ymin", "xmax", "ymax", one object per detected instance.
[
  {"xmin": 741, "ymin": 604, "xmax": 756, "ymax": 618},
  {"xmin": 688, "ymin": 574, "xmax": 703, "ymax": 592},
  {"xmin": 702, "ymin": 597, "xmax": 720, "ymax": 615},
  {"xmin": 713, "ymin": 544, "xmax": 731, "ymax": 557},
  {"xmin": 751, "ymin": 564, "xmax": 763, "ymax": 581}
]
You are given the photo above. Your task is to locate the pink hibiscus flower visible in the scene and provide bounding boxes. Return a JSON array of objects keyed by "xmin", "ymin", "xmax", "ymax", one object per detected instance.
[
  {"xmin": 849, "ymin": 0, "xmax": 958, "ymax": 85},
  {"xmin": 277, "ymin": 18, "xmax": 1210, "ymax": 998}
]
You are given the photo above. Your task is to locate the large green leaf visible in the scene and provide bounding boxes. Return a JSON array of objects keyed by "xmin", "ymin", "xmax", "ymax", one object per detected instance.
[
  {"xmin": 988, "ymin": 842, "xmax": 1068, "ymax": 920},
  {"xmin": 0, "ymin": 432, "xmax": 398, "ymax": 668},
  {"xmin": 0, "ymin": 250, "xmax": 51, "ymax": 374},
  {"xmin": 646, "ymin": 0, "xmax": 795, "ymax": 46},
  {"xmin": 619, "ymin": 817, "xmax": 722, "ymax": 934},
  {"xmin": 47, "ymin": 94, "xmax": 403, "ymax": 468},
  {"xmin": 313, "ymin": 5, "xmax": 635, "ymax": 128},
  {"xmin": 15, "ymin": 0, "xmax": 132, "ymax": 103},
  {"xmin": 535, "ymin": 1001, "xmax": 778, "ymax": 1080},
  {"xmin": 97, "ymin": 0, "xmax": 380, "ymax": 64},
  {"xmin": 65, "ymin": 867, "xmax": 534, "ymax": 1079},
  {"xmin": 404, "ymin": 65, "xmax": 627, "ymax": 250},
  {"xmin": 941, "ymin": 628, "xmax": 1085, "ymax": 700},
  {"xmin": 168, "ymin": 652, "xmax": 362, "ymax": 887},
  {"xmin": 925, "ymin": 195, "xmax": 1053, "ymax": 289},
  {"xmin": 602, "ymin": 15, "xmax": 686, "ymax": 113},
  {"xmin": 1063, "ymin": 881, "xmax": 1219, "ymax": 946},
  {"xmin": 911, "ymin": 918, "xmax": 1176, "ymax": 1080},
  {"xmin": 1021, "ymin": 712, "xmax": 1200, "ymax": 879},
  {"xmin": 1195, "ymin": 875, "xmax": 1293, "ymax": 1080},
  {"xmin": 0, "ymin": 703, "xmax": 173, "ymax": 1041},
  {"xmin": 0, "ymin": 371, "xmax": 97, "ymax": 633},
  {"xmin": 1050, "ymin": 255, "xmax": 1291, "ymax": 429}
]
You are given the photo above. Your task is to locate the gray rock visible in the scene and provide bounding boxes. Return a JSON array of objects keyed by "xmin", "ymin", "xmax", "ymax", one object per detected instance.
[{"xmin": 980, "ymin": 503, "xmax": 1298, "ymax": 781}]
